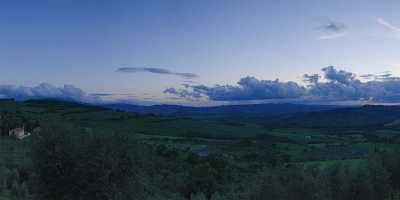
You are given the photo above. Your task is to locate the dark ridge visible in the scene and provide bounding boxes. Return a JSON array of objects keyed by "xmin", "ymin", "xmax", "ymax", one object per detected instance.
[
  {"xmin": 101, "ymin": 103, "xmax": 347, "ymax": 121},
  {"xmin": 270, "ymin": 104, "xmax": 400, "ymax": 131},
  {"xmin": 23, "ymin": 99, "xmax": 109, "ymax": 112}
]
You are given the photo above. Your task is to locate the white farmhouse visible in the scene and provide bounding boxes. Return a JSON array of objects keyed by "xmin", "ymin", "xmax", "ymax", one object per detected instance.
[{"xmin": 9, "ymin": 127, "xmax": 31, "ymax": 140}]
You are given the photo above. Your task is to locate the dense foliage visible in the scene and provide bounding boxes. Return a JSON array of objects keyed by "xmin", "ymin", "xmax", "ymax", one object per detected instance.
[{"xmin": 30, "ymin": 123, "xmax": 133, "ymax": 200}]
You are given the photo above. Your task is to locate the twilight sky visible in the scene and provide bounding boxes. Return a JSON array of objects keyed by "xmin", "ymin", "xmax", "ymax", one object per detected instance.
[{"xmin": 1, "ymin": 0, "xmax": 400, "ymax": 105}]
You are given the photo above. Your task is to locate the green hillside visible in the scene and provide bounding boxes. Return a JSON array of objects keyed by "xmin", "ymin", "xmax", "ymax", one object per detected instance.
[
  {"xmin": 2, "ymin": 99, "xmax": 400, "ymax": 199},
  {"xmin": 19, "ymin": 99, "xmax": 274, "ymax": 139}
]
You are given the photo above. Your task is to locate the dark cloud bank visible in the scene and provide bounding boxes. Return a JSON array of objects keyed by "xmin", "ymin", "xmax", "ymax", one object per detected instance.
[
  {"xmin": 165, "ymin": 66, "xmax": 400, "ymax": 103},
  {"xmin": 0, "ymin": 83, "xmax": 98, "ymax": 103},
  {"xmin": 117, "ymin": 67, "xmax": 198, "ymax": 79}
]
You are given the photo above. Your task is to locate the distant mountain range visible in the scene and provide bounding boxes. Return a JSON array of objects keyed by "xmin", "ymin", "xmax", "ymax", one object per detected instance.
[{"xmin": 101, "ymin": 103, "xmax": 348, "ymax": 121}]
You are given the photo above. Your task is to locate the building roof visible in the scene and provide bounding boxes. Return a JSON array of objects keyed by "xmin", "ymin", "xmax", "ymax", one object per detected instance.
[{"xmin": 13, "ymin": 128, "xmax": 24, "ymax": 134}]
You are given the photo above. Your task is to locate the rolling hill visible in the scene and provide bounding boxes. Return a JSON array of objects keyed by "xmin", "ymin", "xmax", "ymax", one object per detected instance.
[
  {"xmin": 270, "ymin": 105, "xmax": 400, "ymax": 133},
  {"xmin": 102, "ymin": 103, "xmax": 344, "ymax": 121}
]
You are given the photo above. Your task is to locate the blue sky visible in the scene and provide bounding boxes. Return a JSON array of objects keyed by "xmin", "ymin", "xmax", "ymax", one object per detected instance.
[{"xmin": 1, "ymin": 0, "xmax": 400, "ymax": 105}]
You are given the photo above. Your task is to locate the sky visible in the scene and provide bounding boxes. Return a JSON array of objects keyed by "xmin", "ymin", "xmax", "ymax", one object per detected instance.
[{"xmin": 1, "ymin": 0, "xmax": 400, "ymax": 105}]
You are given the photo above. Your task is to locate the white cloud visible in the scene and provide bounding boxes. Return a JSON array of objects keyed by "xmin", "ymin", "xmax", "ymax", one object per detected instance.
[{"xmin": 377, "ymin": 18, "xmax": 400, "ymax": 33}]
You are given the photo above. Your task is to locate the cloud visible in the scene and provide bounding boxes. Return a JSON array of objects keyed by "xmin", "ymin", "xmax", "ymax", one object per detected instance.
[
  {"xmin": 117, "ymin": 67, "xmax": 198, "ymax": 79},
  {"xmin": 90, "ymin": 93, "xmax": 115, "ymax": 97},
  {"xmin": 322, "ymin": 22, "xmax": 346, "ymax": 33},
  {"xmin": 322, "ymin": 66, "xmax": 355, "ymax": 85},
  {"xmin": 308, "ymin": 74, "xmax": 400, "ymax": 102},
  {"xmin": 0, "ymin": 83, "xmax": 156, "ymax": 105},
  {"xmin": 302, "ymin": 68, "xmax": 400, "ymax": 102},
  {"xmin": 0, "ymin": 83, "xmax": 99, "ymax": 103},
  {"xmin": 165, "ymin": 66, "xmax": 400, "ymax": 103},
  {"xmin": 303, "ymin": 74, "xmax": 321, "ymax": 85},
  {"xmin": 163, "ymin": 87, "xmax": 202, "ymax": 100},
  {"xmin": 377, "ymin": 18, "xmax": 400, "ymax": 33},
  {"xmin": 359, "ymin": 71, "xmax": 396, "ymax": 81},
  {"xmin": 165, "ymin": 77, "xmax": 306, "ymax": 101},
  {"xmin": 359, "ymin": 74, "xmax": 375, "ymax": 80},
  {"xmin": 317, "ymin": 21, "xmax": 347, "ymax": 40}
]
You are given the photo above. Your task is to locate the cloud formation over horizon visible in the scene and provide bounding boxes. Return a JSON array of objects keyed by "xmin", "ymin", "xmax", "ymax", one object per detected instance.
[
  {"xmin": 0, "ymin": 83, "xmax": 161, "ymax": 105},
  {"xmin": 117, "ymin": 67, "xmax": 198, "ymax": 79},
  {"xmin": 3, "ymin": 67, "xmax": 400, "ymax": 105},
  {"xmin": 165, "ymin": 66, "xmax": 400, "ymax": 103},
  {"xmin": 317, "ymin": 21, "xmax": 347, "ymax": 40},
  {"xmin": 0, "ymin": 83, "xmax": 99, "ymax": 103},
  {"xmin": 166, "ymin": 78, "xmax": 306, "ymax": 101}
]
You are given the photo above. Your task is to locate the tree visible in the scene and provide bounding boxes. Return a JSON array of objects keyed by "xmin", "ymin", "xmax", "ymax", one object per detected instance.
[{"xmin": 30, "ymin": 122, "xmax": 134, "ymax": 200}]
